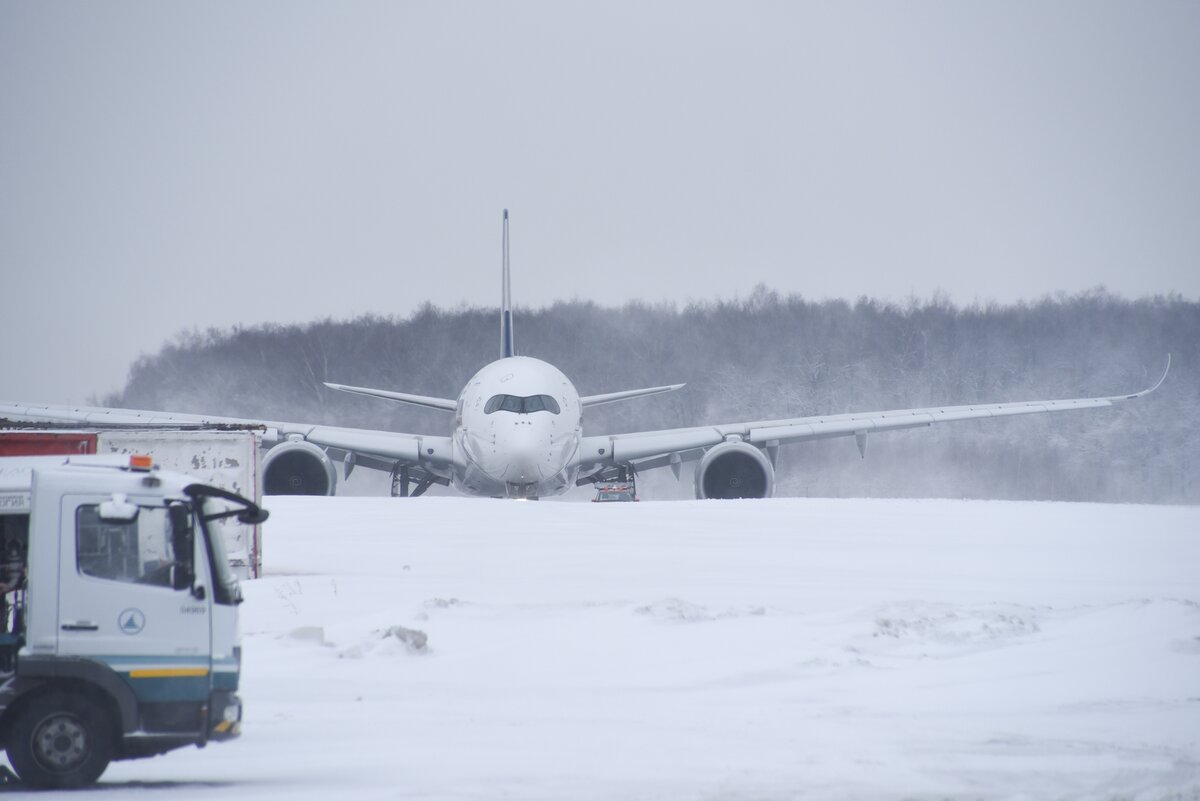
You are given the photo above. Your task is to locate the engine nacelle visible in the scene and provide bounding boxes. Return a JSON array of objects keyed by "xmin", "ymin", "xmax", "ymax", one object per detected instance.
[
  {"xmin": 694, "ymin": 440, "xmax": 775, "ymax": 500},
  {"xmin": 262, "ymin": 440, "xmax": 337, "ymax": 496}
]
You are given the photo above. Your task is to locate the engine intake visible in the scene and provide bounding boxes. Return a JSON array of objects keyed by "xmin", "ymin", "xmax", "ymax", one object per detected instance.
[
  {"xmin": 694, "ymin": 440, "xmax": 775, "ymax": 500},
  {"xmin": 262, "ymin": 440, "xmax": 337, "ymax": 496}
]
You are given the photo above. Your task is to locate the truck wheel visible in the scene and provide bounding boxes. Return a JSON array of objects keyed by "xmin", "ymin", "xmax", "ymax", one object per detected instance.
[{"xmin": 7, "ymin": 693, "xmax": 115, "ymax": 788}]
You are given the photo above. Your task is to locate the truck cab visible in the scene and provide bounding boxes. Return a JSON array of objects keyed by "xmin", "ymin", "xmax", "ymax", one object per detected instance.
[{"xmin": 0, "ymin": 454, "xmax": 265, "ymax": 788}]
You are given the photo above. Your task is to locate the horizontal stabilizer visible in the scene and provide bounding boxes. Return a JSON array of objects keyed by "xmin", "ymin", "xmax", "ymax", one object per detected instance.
[
  {"xmin": 580, "ymin": 383, "xmax": 685, "ymax": 408},
  {"xmin": 323, "ymin": 382, "xmax": 457, "ymax": 412}
]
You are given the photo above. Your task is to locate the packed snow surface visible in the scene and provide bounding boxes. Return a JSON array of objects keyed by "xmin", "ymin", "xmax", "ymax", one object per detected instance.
[{"xmin": 26, "ymin": 497, "xmax": 1200, "ymax": 800}]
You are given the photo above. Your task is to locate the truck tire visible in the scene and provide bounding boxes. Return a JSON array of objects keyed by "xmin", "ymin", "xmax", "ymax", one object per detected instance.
[{"xmin": 7, "ymin": 693, "xmax": 115, "ymax": 788}]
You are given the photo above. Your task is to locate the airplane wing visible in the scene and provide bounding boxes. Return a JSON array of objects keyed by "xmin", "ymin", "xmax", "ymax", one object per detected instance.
[
  {"xmin": 322, "ymin": 382, "xmax": 457, "ymax": 411},
  {"xmin": 577, "ymin": 356, "xmax": 1171, "ymax": 475},
  {"xmin": 0, "ymin": 400, "xmax": 453, "ymax": 492},
  {"xmin": 580, "ymin": 383, "xmax": 686, "ymax": 407}
]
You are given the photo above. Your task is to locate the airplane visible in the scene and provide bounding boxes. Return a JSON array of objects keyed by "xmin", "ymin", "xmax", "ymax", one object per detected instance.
[{"xmin": 0, "ymin": 211, "xmax": 1171, "ymax": 500}]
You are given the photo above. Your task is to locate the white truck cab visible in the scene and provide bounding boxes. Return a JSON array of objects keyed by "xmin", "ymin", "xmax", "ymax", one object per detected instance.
[{"xmin": 0, "ymin": 454, "xmax": 265, "ymax": 788}]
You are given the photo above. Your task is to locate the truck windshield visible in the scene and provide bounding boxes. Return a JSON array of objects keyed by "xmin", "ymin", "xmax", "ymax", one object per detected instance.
[
  {"xmin": 198, "ymin": 501, "xmax": 241, "ymax": 606},
  {"xmin": 183, "ymin": 483, "xmax": 265, "ymax": 606}
]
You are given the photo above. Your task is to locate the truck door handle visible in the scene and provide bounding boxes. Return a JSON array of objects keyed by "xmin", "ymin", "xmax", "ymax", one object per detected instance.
[{"xmin": 61, "ymin": 622, "xmax": 99, "ymax": 632}]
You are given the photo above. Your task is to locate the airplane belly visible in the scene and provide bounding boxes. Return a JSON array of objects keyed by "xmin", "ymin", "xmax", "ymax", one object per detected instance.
[
  {"xmin": 451, "ymin": 459, "xmax": 508, "ymax": 498},
  {"xmin": 451, "ymin": 447, "xmax": 576, "ymax": 499},
  {"xmin": 533, "ymin": 462, "xmax": 578, "ymax": 497}
]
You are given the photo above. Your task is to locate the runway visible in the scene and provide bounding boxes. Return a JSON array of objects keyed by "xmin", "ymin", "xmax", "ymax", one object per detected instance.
[{"xmin": 54, "ymin": 495, "xmax": 1200, "ymax": 801}]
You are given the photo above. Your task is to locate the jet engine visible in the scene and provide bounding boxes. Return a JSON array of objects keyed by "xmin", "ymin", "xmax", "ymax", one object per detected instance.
[
  {"xmin": 694, "ymin": 440, "xmax": 775, "ymax": 500},
  {"xmin": 262, "ymin": 440, "xmax": 337, "ymax": 496}
]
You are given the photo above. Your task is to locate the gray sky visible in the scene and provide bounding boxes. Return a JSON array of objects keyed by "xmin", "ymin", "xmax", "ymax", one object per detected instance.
[{"xmin": 2, "ymin": 1, "xmax": 1198, "ymax": 404}]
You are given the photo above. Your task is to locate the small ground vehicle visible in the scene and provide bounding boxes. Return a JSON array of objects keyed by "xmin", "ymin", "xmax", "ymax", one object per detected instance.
[
  {"xmin": 592, "ymin": 482, "xmax": 639, "ymax": 502},
  {"xmin": 0, "ymin": 454, "xmax": 266, "ymax": 788}
]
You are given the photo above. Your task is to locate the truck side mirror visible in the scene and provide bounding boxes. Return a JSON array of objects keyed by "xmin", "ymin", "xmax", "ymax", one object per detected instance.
[
  {"xmin": 98, "ymin": 494, "xmax": 139, "ymax": 522},
  {"xmin": 236, "ymin": 508, "xmax": 269, "ymax": 525}
]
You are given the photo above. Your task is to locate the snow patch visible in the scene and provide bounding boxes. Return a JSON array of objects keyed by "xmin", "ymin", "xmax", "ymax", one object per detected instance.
[
  {"xmin": 868, "ymin": 602, "xmax": 1041, "ymax": 653},
  {"xmin": 338, "ymin": 626, "xmax": 429, "ymax": 659},
  {"xmin": 1169, "ymin": 636, "xmax": 1200, "ymax": 655},
  {"xmin": 380, "ymin": 624, "xmax": 428, "ymax": 651},
  {"xmin": 634, "ymin": 597, "xmax": 768, "ymax": 622},
  {"xmin": 284, "ymin": 625, "xmax": 329, "ymax": 646}
]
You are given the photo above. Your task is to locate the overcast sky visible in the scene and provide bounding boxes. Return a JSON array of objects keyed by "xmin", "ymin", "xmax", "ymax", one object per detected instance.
[{"xmin": 2, "ymin": 1, "xmax": 1197, "ymax": 403}]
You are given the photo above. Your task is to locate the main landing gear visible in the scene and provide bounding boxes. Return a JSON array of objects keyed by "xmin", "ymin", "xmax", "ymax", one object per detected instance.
[{"xmin": 390, "ymin": 465, "xmax": 436, "ymax": 498}]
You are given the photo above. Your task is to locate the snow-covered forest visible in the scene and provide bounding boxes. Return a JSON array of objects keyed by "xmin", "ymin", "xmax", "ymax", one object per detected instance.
[{"xmin": 108, "ymin": 288, "xmax": 1199, "ymax": 503}]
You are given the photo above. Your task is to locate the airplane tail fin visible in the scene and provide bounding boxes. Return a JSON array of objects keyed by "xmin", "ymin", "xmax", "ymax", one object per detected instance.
[{"xmin": 501, "ymin": 209, "xmax": 515, "ymax": 358}]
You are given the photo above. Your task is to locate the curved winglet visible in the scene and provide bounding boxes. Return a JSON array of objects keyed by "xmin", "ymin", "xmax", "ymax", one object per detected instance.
[{"xmin": 1111, "ymin": 354, "xmax": 1170, "ymax": 401}]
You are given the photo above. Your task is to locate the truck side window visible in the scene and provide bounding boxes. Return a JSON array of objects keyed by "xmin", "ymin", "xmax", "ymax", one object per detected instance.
[
  {"xmin": 76, "ymin": 505, "xmax": 193, "ymax": 589},
  {"xmin": 0, "ymin": 514, "xmax": 29, "ymax": 636},
  {"xmin": 0, "ymin": 515, "xmax": 28, "ymax": 593}
]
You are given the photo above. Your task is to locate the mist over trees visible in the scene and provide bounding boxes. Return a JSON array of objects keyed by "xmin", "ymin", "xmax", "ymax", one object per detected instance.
[{"xmin": 108, "ymin": 287, "xmax": 1199, "ymax": 503}]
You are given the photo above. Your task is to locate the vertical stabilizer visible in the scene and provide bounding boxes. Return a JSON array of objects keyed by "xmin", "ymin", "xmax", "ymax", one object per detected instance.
[{"xmin": 501, "ymin": 209, "xmax": 515, "ymax": 358}]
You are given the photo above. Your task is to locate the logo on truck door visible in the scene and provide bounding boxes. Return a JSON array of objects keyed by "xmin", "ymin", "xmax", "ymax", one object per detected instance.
[{"xmin": 119, "ymin": 608, "xmax": 146, "ymax": 635}]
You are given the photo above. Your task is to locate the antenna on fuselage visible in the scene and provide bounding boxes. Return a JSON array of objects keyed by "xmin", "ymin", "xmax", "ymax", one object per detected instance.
[{"xmin": 501, "ymin": 209, "xmax": 515, "ymax": 358}]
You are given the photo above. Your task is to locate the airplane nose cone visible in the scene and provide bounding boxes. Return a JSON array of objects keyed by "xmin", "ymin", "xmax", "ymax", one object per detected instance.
[{"xmin": 494, "ymin": 421, "xmax": 546, "ymax": 482}]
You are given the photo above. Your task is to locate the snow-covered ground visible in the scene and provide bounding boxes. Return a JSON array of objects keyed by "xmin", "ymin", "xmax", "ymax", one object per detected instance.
[{"xmin": 28, "ymin": 497, "xmax": 1200, "ymax": 800}]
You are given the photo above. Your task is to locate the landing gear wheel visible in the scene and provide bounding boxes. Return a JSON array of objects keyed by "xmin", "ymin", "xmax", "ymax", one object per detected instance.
[{"xmin": 7, "ymin": 694, "xmax": 114, "ymax": 788}]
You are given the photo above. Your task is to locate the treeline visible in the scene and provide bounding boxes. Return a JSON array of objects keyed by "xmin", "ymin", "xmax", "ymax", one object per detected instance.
[{"xmin": 108, "ymin": 287, "xmax": 1200, "ymax": 503}]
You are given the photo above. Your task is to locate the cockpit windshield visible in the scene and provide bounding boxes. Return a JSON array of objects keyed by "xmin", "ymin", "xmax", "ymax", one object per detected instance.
[{"xmin": 484, "ymin": 394, "xmax": 561, "ymax": 415}]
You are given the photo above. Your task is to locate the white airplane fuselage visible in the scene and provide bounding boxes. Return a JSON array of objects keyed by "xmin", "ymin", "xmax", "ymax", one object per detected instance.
[{"xmin": 451, "ymin": 356, "xmax": 583, "ymax": 498}]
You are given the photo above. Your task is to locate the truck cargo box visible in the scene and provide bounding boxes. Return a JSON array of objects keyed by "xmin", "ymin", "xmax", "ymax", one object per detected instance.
[{"xmin": 0, "ymin": 431, "xmax": 97, "ymax": 456}]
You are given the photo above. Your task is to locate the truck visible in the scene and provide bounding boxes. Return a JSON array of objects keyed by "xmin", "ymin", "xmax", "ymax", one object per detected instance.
[
  {"xmin": 0, "ymin": 453, "xmax": 266, "ymax": 788},
  {"xmin": 0, "ymin": 429, "xmax": 263, "ymax": 579},
  {"xmin": 592, "ymin": 481, "xmax": 639, "ymax": 502}
]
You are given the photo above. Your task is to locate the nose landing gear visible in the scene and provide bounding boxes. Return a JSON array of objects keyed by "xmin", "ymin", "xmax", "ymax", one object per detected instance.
[{"xmin": 504, "ymin": 482, "xmax": 539, "ymax": 500}]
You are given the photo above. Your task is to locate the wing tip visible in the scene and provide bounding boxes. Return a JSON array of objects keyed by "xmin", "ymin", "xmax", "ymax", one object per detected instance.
[
  {"xmin": 1117, "ymin": 354, "xmax": 1170, "ymax": 401},
  {"xmin": 1151, "ymin": 352, "xmax": 1171, "ymax": 393}
]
